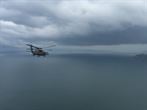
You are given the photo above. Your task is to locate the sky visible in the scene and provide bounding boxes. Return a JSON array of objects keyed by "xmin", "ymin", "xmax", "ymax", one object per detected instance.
[{"xmin": 0, "ymin": 0, "xmax": 147, "ymax": 55}]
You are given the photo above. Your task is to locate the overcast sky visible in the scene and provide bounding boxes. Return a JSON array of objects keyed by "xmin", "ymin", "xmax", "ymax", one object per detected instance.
[{"xmin": 0, "ymin": 0, "xmax": 147, "ymax": 54}]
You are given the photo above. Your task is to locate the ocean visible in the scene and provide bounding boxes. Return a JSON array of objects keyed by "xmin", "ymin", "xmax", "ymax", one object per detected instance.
[{"xmin": 0, "ymin": 54, "xmax": 147, "ymax": 110}]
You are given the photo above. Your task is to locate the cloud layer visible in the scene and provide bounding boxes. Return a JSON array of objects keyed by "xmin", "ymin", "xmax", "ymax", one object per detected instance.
[{"xmin": 0, "ymin": 0, "xmax": 147, "ymax": 47}]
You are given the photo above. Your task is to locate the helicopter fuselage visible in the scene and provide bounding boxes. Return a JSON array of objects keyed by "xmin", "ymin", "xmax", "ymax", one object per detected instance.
[
  {"xmin": 26, "ymin": 44, "xmax": 49, "ymax": 56},
  {"xmin": 32, "ymin": 49, "xmax": 48, "ymax": 56}
]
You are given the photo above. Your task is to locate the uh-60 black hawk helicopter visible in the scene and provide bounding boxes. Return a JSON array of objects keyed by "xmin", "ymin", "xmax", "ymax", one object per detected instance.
[{"xmin": 26, "ymin": 43, "xmax": 56, "ymax": 57}]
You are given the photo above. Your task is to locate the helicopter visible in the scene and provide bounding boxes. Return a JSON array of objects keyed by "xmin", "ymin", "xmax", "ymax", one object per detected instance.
[{"xmin": 26, "ymin": 43, "xmax": 56, "ymax": 56}]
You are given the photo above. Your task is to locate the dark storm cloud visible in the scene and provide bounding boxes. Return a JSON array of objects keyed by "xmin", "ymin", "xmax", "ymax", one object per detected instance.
[
  {"xmin": 0, "ymin": 0, "xmax": 57, "ymax": 27},
  {"xmin": 57, "ymin": 26, "xmax": 147, "ymax": 45},
  {"xmin": 0, "ymin": 0, "xmax": 147, "ymax": 46}
]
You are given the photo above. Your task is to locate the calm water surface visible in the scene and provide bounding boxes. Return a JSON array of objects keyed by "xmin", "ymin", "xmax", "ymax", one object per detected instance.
[{"xmin": 0, "ymin": 54, "xmax": 147, "ymax": 110}]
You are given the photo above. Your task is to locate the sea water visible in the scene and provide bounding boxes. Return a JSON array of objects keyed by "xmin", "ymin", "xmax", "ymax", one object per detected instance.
[{"xmin": 0, "ymin": 54, "xmax": 147, "ymax": 110}]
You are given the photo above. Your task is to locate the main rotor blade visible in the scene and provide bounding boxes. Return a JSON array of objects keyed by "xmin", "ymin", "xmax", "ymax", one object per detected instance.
[
  {"xmin": 26, "ymin": 44, "xmax": 32, "ymax": 46},
  {"xmin": 44, "ymin": 44, "xmax": 56, "ymax": 48},
  {"xmin": 26, "ymin": 44, "xmax": 42, "ymax": 49}
]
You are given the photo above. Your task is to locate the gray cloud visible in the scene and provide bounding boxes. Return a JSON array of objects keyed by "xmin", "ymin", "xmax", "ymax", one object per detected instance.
[{"xmin": 0, "ymin": 0, "xmax": 147, "ymax": 47}]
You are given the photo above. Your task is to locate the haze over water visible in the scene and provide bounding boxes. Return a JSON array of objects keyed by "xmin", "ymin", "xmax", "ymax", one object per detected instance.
[
  {"xmin": 0, "ymin": 0, "xmax": 147, "ymax": 109},
  {"xmin": 0, "ymin": 54, "xmax": 147, "ymax": 110}
]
